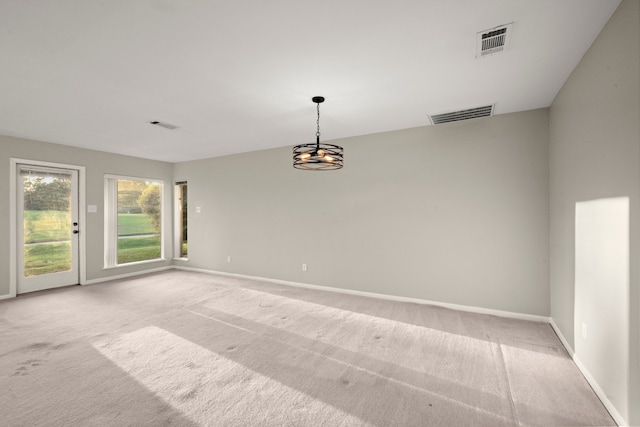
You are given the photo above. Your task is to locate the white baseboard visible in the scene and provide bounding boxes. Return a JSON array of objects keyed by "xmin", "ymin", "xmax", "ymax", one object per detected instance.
[
  {"xmin": 550, "ymin": 317, "xmax": 626, "ymax": 426},
  {"xmin": 549, "ymin": 317, "xmax": 575, "ymax": 356},
  {"xmin": 174, "ymin": 266, "xmax": 550, "ymax": 323},
  {"xmin": 0, "ymin": 267, "xmax": 172, "ymax": 299},
  {"xmin": 574, "ymin": 355, "xmax": 627, "ymax": 426},
  {"xmin": 83, "ymin": 266, "xmax": 173, "ymax": 285},
  {"xmin": 1, "ymin": 264, "xmax": 549, "ymax": 324}
]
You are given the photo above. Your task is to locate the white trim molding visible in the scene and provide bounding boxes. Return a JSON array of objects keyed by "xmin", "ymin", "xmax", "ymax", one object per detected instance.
[
  {"xmin": 549, "ymin": 317, "xmax": 575, "ymax": 356},
  {"xmin": 174, "ymin": 266, "xmax": 550, "ymax": 323},
  {"xmin": 2, "ymin": 266, "xmax": 173, "ymax": 298},
  {"xmin": 84, "ymin": 266, "xmax": 173, "ymax": 285},
  {"xmin": 550, "ymin": 317, "xmax": 627, "ymax": 426}
]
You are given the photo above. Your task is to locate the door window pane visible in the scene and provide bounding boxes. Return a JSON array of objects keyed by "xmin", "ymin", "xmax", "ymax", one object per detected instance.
[{"xmin": 21, "ymin": 169, "xmax": 72, "ymax": 276}]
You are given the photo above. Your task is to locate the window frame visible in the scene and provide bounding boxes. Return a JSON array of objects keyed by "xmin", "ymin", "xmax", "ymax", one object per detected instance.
[
  {"xmin": 104, "ymin": 174, "xmax": 165, "ymax": 268},
  {"xmin": 174, "ymin": 181, "xmax": 188, "ymax": 260}
]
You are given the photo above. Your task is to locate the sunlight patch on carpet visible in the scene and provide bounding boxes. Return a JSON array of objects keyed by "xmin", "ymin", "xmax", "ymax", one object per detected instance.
[{"xmin": 93, "ymin": 326, "xmax": 372, "ymax": 426}]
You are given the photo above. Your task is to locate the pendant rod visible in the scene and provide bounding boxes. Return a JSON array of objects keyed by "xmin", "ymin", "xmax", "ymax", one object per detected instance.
[{"xmin": 315, "ymin": 98, "xmax": 322, "ymax": 150}]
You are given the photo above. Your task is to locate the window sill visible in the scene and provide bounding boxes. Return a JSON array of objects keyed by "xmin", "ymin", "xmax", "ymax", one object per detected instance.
[
  {"xmin": 104, "ymin": 258, "xmax": 166, "ymax": 270},
  {"xmin": 173, "ymin": 257, "xmax": 189, "ymax": 261}
]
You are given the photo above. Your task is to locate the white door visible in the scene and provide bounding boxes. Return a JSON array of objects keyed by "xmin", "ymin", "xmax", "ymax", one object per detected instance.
[{"xmin": 17, "ymin": 164, "xmax": 79, "ymax": 294}]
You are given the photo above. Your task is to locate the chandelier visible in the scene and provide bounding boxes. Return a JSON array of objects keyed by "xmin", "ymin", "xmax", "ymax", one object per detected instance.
[{"xmin": 293, "ymin": 96, "xmax": 344, "ymax": 170}]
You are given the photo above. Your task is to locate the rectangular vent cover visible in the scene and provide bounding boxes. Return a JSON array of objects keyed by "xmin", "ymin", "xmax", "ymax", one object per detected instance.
[
  {"xmin": 477, "ymin": 23, "xmax": 512, "ymax": 57},
  {"xmin": 429, "ymin": 105, "xmax": 494, "ymax": 125},
  {"xmin": 150, "ymin": 120, "xmax": 180, "ymax": 130}
]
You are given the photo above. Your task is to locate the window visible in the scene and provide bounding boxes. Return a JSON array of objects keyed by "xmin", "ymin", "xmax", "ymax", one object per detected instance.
[
  {"xmin": 175, "ymin": 181, "xmax": 188, "ymax": 258},
  {"xmin": 104, "ymin": 175, "xmax": 163, "ymax": 267}
]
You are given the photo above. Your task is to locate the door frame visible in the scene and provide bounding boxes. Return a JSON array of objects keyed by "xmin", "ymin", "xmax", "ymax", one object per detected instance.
[{"xmin": 9, "ymin": 158, "xmax": 87, "ymax": 297}]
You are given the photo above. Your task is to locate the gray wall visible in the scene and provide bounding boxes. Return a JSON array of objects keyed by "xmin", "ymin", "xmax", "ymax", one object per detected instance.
[
  {"xmin": 174, "ymin": 109, "xmax": 550, "ymax": 316},
  {"xmin": 0, "ymin": 135, "xmax": 174, "ymax": 297},
  {"xmin": 549, "ymin": 0, "xmax": 640, "ymax": 423}
]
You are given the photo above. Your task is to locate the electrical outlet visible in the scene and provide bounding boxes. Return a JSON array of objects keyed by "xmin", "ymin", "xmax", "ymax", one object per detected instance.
[
  {"xmin": 582, "ymin": 322, "xmax": 587, "ymax": 339},
  {"xmin": 227, "ymin": 256, "xmax": 232, "ymax": 263},
  {"xmin": 302, "ymin": 263, "xmax": 307, "ymax": 272}
]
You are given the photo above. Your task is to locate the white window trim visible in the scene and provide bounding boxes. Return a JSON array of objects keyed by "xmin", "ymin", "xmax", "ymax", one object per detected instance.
[
  {"xmin": 104, "ymin": 174, "xmax": 164, "ymax": 268},
  {"xmin": 173, "ymin": 181, "xmax": 188, "ymax": 261}
]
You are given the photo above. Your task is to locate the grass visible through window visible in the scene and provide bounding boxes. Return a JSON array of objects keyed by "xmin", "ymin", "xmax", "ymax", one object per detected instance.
[
  {"xmin": 24, "ymin": 242, "xmax": 71, "ymax": 277},
  {"xmin": 117, "ymin": 213, "xmax": 160, "ymax": 264},
  {"xmin": 118, "ymin": 213, "xmax": 156, "ymax": 236},
  {"xmin": 23, "ymin": 210, "xmax": 162, "ymax": 273},
  {"xmin": 24, "ymin": 210, "xmax": 70, "ymax": 244},
  {"xmin": 117, "ymin": 235, "xmax": 161, "ymax": 264},
  {"xmin": 23, "ymin": 210, "xmax": 71, "ymax": 276}
]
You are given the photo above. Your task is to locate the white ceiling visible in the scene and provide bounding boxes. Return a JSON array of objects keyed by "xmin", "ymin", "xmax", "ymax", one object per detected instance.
[{"xmin": 0, "ymin": 0, "xmax": 621, "ymax": 163}]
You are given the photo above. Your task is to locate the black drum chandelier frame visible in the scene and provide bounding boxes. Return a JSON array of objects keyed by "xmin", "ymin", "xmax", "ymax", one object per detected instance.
[{"xmin": 293, "ymin": 96, "xmax": 344, "ymax": 170}]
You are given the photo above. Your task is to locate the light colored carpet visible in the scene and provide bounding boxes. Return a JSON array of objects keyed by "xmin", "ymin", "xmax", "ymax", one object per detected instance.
[{"xmin": 0, "ymin": 270, "xmax": 615, "ymax": 426}]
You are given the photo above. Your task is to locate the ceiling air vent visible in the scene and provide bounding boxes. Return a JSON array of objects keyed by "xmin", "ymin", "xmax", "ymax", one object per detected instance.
[
  {"xmin": 149, "ymin": 120, "xmax": 180, "ymax": 130},
  {"xmin": 429, "ymin": 105, "xmax": 494, "ymax": 125},
  {"xmin": 477, "ymin": 23, "xmax": 512, "ymax": 57}
]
